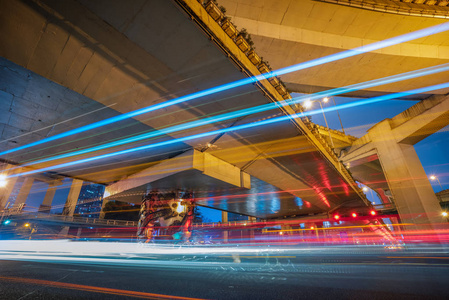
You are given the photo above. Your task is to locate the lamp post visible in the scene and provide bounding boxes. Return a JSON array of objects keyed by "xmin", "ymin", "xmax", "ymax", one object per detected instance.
[
  {"xmin": 429, "ymin": 175, "xmax": 443, "ymax": 190},
  {"xmin": 304, "ymin": 98, "xmax": 335, "ymax": 148},
  {"xmin": 325, "ymin": 96, "xmax": 345, "ymax": 134}
]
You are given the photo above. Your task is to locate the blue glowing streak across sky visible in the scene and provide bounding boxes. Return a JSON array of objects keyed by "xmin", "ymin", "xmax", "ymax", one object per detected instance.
[
  {"xmin": 15, "ymin": 63, "xmax": 449, "ymax": 169},
  {"xmin": 1, "ymin": 22, "xmax": 449, "ymax": 157},
  {"xmin": 11, "ymin": 82, "xmax": 449, "ymax": 178}
]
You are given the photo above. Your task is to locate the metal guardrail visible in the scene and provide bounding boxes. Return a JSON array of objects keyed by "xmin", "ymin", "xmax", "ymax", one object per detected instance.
[
  {"xmin": 2, "ymin": 211, "xmax": 138, "ymax": 227},
  {"xmin": 2, "ymin": 210, "xmax": 254, "ymax": 228},
  {"xmin": 372, "ymin": 203, "xmax": 397, "ymax": 212},
  {"xmin": 193, "ymin": 220, "xmax": 255, "ymax": 228}
]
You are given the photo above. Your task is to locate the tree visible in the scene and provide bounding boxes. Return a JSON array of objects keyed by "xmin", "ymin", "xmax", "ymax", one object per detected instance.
[{"xmin": 193, "ymin": 206, "xmax": 212, "ymax": 224}]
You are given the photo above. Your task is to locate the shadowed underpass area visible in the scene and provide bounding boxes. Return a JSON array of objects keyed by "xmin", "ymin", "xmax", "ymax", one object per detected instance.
[{"xmin": 1, "ymin": 0, "xmax": 449, "ymax": 299}]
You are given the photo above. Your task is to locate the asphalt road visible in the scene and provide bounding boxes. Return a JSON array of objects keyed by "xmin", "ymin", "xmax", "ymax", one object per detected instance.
[{"xmin": 1, "ymin": 245, "xmax": 449, "ymax": 299}]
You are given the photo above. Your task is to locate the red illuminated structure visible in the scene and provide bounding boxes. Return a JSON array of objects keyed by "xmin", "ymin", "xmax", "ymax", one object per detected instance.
[{"xmin": 137, "ymin": 191, "xmax": 195, "ymax": 242}]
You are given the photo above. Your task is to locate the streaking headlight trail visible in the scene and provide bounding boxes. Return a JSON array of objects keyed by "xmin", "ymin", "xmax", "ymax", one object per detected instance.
[
  {"xmin": 1, "ymin": 21, "xmax": 449, "ymax": 157},
  {"xmin": 11, "ymin": 63, "xmax": 449, "ymax": 169},
  {"xmin": 10, "ymin": 82, "xmax": 449, "ymax": 178}
]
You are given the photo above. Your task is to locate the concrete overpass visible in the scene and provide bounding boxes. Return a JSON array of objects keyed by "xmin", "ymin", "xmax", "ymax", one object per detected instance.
[
  {"xmin": 219, "ymin": 0, "xmax": 449, "ymax": 99},
  {"xmin": 0, "ymin": 0, "xmax": 446, "ymax": 225},
  {"xmin": 339, "ymin": 94, "xmax": 449, "ymax": 225}
]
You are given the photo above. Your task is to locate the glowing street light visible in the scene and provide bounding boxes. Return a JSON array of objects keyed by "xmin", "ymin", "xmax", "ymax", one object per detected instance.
[
  {"xmin": 429, "ymin": 175, "xmax": 443, "ymax": 190},
  {"xmin": 0, "ymin": 174, "xmax": 7, "ymax": 188},
  {"xmin": 303, "ymin": 99, "xmax": 313, "ymax": 109},
  {"xmin": 362, "ymin": 186, "xmax": 368, "ymax": 192},
  {"xmin": 442, "ymin": 212, "xmax": 448, "ymax": 217}
]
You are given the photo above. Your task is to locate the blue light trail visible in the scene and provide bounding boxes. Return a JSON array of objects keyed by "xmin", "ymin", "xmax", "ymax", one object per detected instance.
[
  {"xmin": 1, "ymin": 21, "xmax": 449, "ymax": 157},
  {"xmin": 14, "ymin": 63, "xmax": 449, "ymax": 169},
  {"xmin": 10, "ymin": 82, "xmax": 449, "ymax": 178}
]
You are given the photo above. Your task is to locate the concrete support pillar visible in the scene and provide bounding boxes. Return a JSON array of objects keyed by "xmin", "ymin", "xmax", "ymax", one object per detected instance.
[
  {"xmin": 0, "ymin": 177, "xmax": 18, "ymax": 209},
  {"xmin": 14, "ymin": 177, "xmax": 35, "ymax": 209},
  {"xmin": 39, "ymin": 180, "xmax": 61, "ymax": 213},
  {"xmin": 314, "ymin": 223, "xmax": 322, "ymax": 242},
  {"xmin": 306, "ymin": 223, "xmax": 318, "ymax": 243},
  {"xmin": 371, "ymin": 121, "xmax": 442, "ymax": 228},
  {"xmin": 58, "ymin": 226, "xmax": 70, "ymax": 238},
  {"xmin": 0, "ymin": 165, "xmax": 20, "ymax": 209},
  {"xmin": 281, "ymin": 224, "xmax": 291, "ymax": 235},
  {"xmin": 222, "ymin": 211, "xmax": 228, "ymax": 222},
  {"xmin": 62, "ymin": 179, "xmax": 83, "ymax": 217},
  {"xmin": 76, "ymin": 227, "xmax": 82, "ymax": 238},
  {"xmin": 248, "ymin": 227, "xmax": 255, "ymax": 243},
  {"xmin": 222, "ymin": 211, "xmax": 228, "ymax": 243},
  {"xmin": 389, "ymin": 216, "xmax": 404, "ymax": 240},
  {"xmin": 99, "ymin": 197, "xmax": 109, "ymax": 219}
]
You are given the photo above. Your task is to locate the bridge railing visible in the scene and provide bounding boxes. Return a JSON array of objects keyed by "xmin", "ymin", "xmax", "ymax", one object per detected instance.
[
  {"xmin": 4, "ymin": 211, "xmax": 138, "ymax": 227},
  {"xmin": 372, "ymin": 203, "xmax": 397, "ymax": 213},
  {"xmin": 2, "ymin": 209, "xmax": 257, "ymax": 228},
  {"xmin": 193, "ymin": 220, "xmax": 256, "ymax": 228}
]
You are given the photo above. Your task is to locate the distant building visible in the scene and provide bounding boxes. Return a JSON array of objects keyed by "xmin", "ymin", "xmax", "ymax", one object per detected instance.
[{"xmin": 74, "ymin": 184, "xmax": 105, "ymax": 218}]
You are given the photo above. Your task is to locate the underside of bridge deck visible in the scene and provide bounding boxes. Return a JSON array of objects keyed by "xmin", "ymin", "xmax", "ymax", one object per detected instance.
[{"xmin": 0, "ymin": 0, "xmax": 389, "ymax": 219}]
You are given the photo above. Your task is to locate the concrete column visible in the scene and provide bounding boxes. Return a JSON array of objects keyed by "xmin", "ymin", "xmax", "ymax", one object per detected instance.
[
  {"xmin": 371, "ymin": 121, "xmax": 442, "ymax": 228},
  {"xmin": 14, "ymin": 177, "xmax": 35, "ymax": 209},
  {"xmin": 281, "ymin": 224, "xmax": 290, "ymax": 235},
  {"xmin": 58, "ymin": 226, "xmax": 70, "ymax": 238},
  {"xmin": 39, "ymin": 180, "xmax": 61, "ymax": 213},
  {"xmin": 306, "ymin": 223, "xmax": 318, "ymax": 243},
  {"xmin": 222, "ymin": 211, "xmax": 228, "ymax": 222},
  {"xmin": 76, "ymin": 227, "xmax": 82, "ymax": 238},
  {"xmin": 62, "ymin": 179, "xmax": 83, "ymax": 217},
  {"xmin": 0, "ymin": 169, "xmax": 19, "ymax": 209},
  {"xmin": 222, "ymin": 211, "xmax": 228, "ymax": 243},
  {"xmin": 248, "ymin": 216, "xmax": 256, "ymax": 243},
  {"xmin": 99, "ymin": 197, "xmax": 109, "ymax": 219}
]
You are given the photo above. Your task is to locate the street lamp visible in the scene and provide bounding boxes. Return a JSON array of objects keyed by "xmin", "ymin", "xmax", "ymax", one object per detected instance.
[
  {"xmin": 304, "ymin": 99, "xmax": 313, "ymax": 109},
  {"xmin": 326, "ymin": 96, "xmax": 345, "ymax": 134},
  {"xmin": 429, "ymin": 175, "xmax": 443, "ymax": 190},
  {"xmin": 303, "ymin": 99, "xmax": 335, "ymax": 148}
]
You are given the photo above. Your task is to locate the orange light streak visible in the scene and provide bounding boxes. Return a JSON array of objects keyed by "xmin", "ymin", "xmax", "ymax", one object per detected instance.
[{"xmin": 0, "ymin": 276, "xmax": 205, "ymax": 300}]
